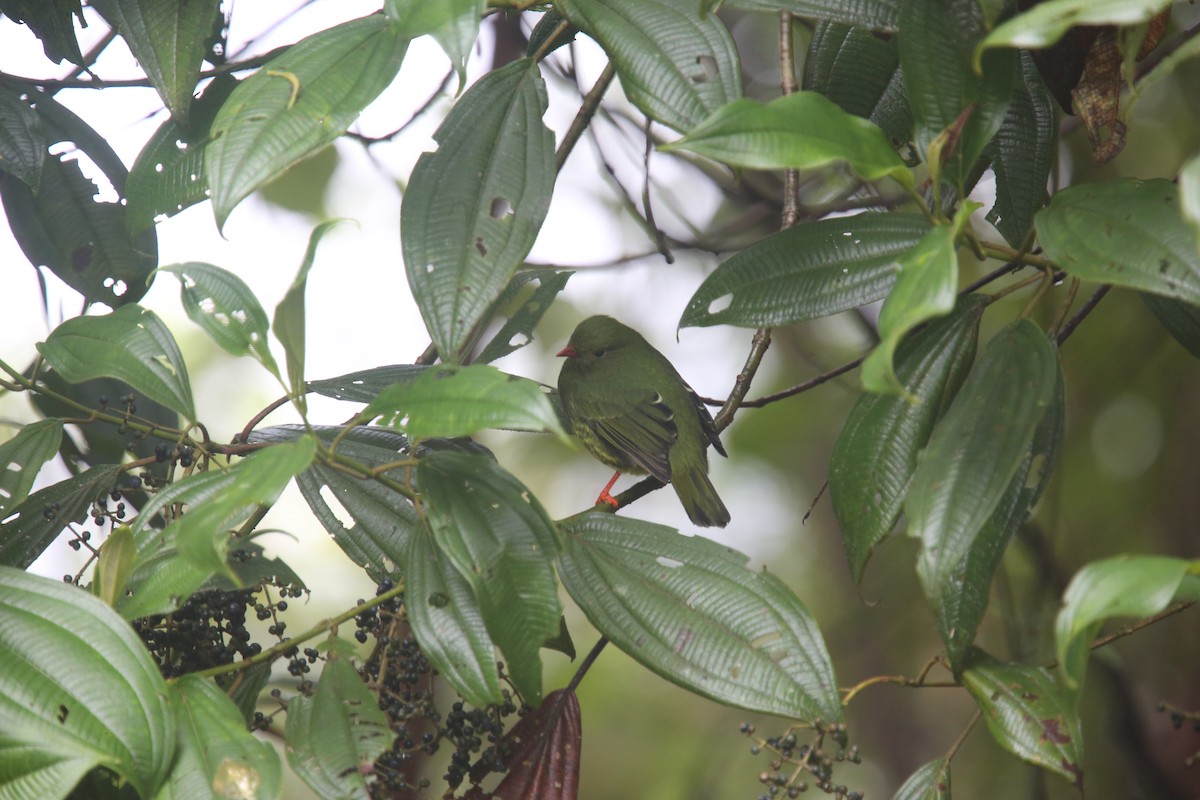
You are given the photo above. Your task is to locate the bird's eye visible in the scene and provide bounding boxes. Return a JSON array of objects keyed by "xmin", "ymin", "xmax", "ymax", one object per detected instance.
[{"xmin": 592, "ymin": 348, "xmax": 606, "ymax": 358}]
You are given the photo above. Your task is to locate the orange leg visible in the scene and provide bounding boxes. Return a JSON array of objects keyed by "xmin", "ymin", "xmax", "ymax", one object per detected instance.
[{"xmin": 595, "ymin": 471, "xmax": 621, "ymax": 508}]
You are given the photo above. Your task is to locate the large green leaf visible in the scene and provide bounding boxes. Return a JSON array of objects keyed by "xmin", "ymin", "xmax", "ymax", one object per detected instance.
[
  {"xmin": 557, "ymin": 0, "xmax": 742, "ymax": 132},
  {"xmin": 0, "ymin": 567, "xmax": 174, "ymax": 800},
  {"xmin": 160, "ymin": 261, "xmax": 281, "ymax": 380},
  {"xmin": 417, "ymin": 451, "xmax": 562, "ymax": 706},
  {"xmin": 159, "ymin": 675, "xmax": 281, "ymax": 800},
  {"xmin": 680, "ymin": 212, "xmax": 931, "ymax": 328},
  {"xmin": 906, "ymin": 320, "xmax": 1058, "ymax": 598},
  {"xmin": 925, "ymin": 363, "xmax": 1064, "ymax": 671},
  {"xmin": 402, "ymin": 58, "xmax": 555, "ymax": 363},
  {"xmin": 307, "ymin": 365, "xmax": 430, "ymax": 404},
  {"xmin": 721, "ymin": 0, "xmax": 899, "ymax": 31},
  {"xmin": 0, "ymin": 464, "xmax": 123, "ymax": 569},
  {"xmin": 119, "ymin": 436, "xmax": 317, "ymax": 619},
  {"xmin": 206, "ymin": 15, "xmax": 409, "ymax": 229},
  {"xmin": 830, "ymin": 297, "xmax": 983, "ymax": 583},
  {"xmin": 962, "ymin": 651, "xmax": 1084, "ymax": 790},
  {"xmin": 285, "ymin": 654, "xmax": 391, "ymax": 800},
  {"xmin": 803, "ymin": 21, "xmax": 912, "ymax": 153},
  {"xmin": 0, "ymin": 93, "xmax": 157, "ymax": 307},
  {"xmin": 0, "ymin": 418, "xmax": 63, "ymax": 516},
  {"xmin": 365, "ymin": 363, "xmax": 566, "ymax": 441},
  {"xmin": 975, "ymin": 0, "xmax": 1172, "ymax": 65},
  {"xmin": 1037, "ymin": 179, "xmax": 1200, "ymax": 305},
  {"xmin": 125, "ymin": 75, "xmax": 236, "ymax": 235},
  {"xmin": 404, "ymin": 523, "xmax": 502, "ymax": 707},
  {"xmin": 986, "ymin": 50, "xmax": 1057, "ymax": 247},
  {"xmin": 861, "ymin": 204, "xmax": 975, "ymax": 396},
  {"xmin": 898, "ymin": 0, "xmax": 1017, "ymax": 190},
  {"xmin": 90, "ymin": 0, "xmax": 221, "ymax": 125},
  {"xmin": 557, "ymin": 514, "xmax": 842, "ymax": 723},
  {"xmin": 0, "ymin": 85, "xmax": 45, "ymax": 188},
  {"xmin": 662, "ymin": 92, "xmax": 913, "ymax": 191},
  {"xmin": 891, "ymin": 758, "xmax": 950, "ymax": 800},
  {"xmin": 1055, "ymin": 555, "xmax": 1200, "ymax": 692},
  {"xmin": 37, "ymin": 305, "xmax": 196, "ymax": 421}
]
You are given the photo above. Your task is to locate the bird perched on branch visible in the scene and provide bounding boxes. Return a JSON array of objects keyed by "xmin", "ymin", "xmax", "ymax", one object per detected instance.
[{"xmin": 556, "ymin": 315, "xmax": 730, "ymax": 528}]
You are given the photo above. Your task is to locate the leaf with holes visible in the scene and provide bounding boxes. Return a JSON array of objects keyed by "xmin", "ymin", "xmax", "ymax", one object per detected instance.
[
  {"xmin": 557, "ymin": 514, "xmax": 842, "ymax": 722},
  {"xmin": 0, "ymin": 85, "xmax": 45, "ymax": 188},
  {"xmin": 0, "ymin": 418, "xmax": 63, "ymax": 516},
  {"xmin": 558, "ymin": 0, "xmax": 742, "ymax": 132},
  {"xmin": 38, "ymin": 305, "xmax": 195, "ymax": 421},
  {"xmin": 206, "ymin": 15, "xmax": 409, "ymax": 229},
  {"xmin": 1037, "ymin": 179, "xmax": 1200, "ymax": 305},
  {"xmin": 962, "ymin": 650, "xmax": 1084, "ymax": 790},
  {"xmin": 475, "ymin": 269, "xmax": 573, "ymax": 364},
  {"xmin": 0, "ymin": 464, "xmax": 123, "ymax": 569},
  {"xmin": 161, "ymin": 261, "xmax": 280, "ymax": 379},
  {"xmin": 0, "ymin": 568, "xmax": 174, "ymax": 800},
  {"xmin": 402, "ymin": 58, "xmax": 555, "ymax": 363},
  {"xmin": 680, "ymin": 212, "xmax": 931, "ymax": 329}
]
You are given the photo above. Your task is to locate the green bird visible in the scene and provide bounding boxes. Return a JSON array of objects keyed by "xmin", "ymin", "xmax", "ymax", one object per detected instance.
[{"xmin": 556, "ymin": 315, "xmax": 730, "ymax": 528}]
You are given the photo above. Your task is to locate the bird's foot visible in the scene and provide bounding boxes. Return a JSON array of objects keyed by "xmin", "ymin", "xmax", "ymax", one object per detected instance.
[{"xmin": 594, "ymin": 490, "xmax": 619, "ymax": 509}]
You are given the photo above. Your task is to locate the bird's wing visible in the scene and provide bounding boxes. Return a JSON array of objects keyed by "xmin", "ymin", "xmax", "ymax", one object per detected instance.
[
  {"xmin": 578, "ymin": 390, "xmax": 677, "ymax": 483},
  {"xmin": 685, "ymin": 382, "xmax": 727, "ymax": 457}
]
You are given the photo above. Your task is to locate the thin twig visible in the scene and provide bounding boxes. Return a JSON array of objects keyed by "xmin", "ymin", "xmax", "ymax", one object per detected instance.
[{"xmin": 1056, "ymin": 285, "xmax": 1111, "ymax": 345}]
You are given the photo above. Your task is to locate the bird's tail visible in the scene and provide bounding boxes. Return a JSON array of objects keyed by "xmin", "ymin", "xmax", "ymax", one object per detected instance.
[{"xmin": 674, "ymin": 468, "xmax": 730, "ymax": 528}]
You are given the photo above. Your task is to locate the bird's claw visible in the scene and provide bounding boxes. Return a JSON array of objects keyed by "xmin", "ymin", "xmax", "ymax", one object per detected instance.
[{"xmin": 595, "ymin": 491, "xmax": 619, "ymax": 509}]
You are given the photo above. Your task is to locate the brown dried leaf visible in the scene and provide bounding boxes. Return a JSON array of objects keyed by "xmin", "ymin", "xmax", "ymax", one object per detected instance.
[{"xmin": 466, "ymin": 688, "xmax": 581, "ymax": 800}]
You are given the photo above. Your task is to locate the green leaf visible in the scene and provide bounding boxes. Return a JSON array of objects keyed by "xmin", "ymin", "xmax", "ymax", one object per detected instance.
[
  {"xmin": 722, "ymin": 0, "xmax": 899, "ymax": 31},
  {"xmin": 125, "ymin": 75, "xmax": 237, "ymax": 235},
  {"xmin": 275, "ymin": 220, "xmax": 344, "ymax": 403},
  {"xmin": 285, "ymin": 654, "xmax": 391, "ymax": 800},
  {"xmin": 986, "ymin": 50, "xmax": 1058, "ymax": 247},
  {"xmin": 418, "ymin": 451, "xmax": 562, "ymax": 706},
  {"xmin": 37, "ymin": 305, "xmax": 196, "ymax": 421},
  {"xmin": 90, "ymin": 0, "xmax": 220, "ymax": 125},
  {"xmin": 119, "ymin": 436, "xmax": 317, "ymax": 619},
  {"xmin": 898, "ymin": 0, "xmax": 1017, "ymax": 190},
  {"xmin": 557, "ymin": 513, "xmax": 843, "ymax": 723},
  {"xmin": 680, "ymin": 212, "xmax": 931, "ymax": 328},
  {"xmin": 0, "ymin": 464, "xmax": 123, "ymax": 569},
  {"xmin": 1036, "ymin": 179, "xmax": 1200, "ymax": 305},
  {"xmin": 1141, "ymin": 292, "xmax": 1200, "ymax": 359},
  {"xmin": 0, "ymin": 567, "xmax": 174, "ymax": 799},
  {"xmin": 385, "ymin": 0, "xmax": 483, "ymax": 88},
  {"xmin": 1055, "ymin": 555, "xmax": 1200, "ymax": 692},
  {"xmin": 0, "ymin": 85, "xmax": 45, "ymax": 188},
  {"xmin": 891, "ymin": 758, "xmax": 951, "ymax": 800},
  {"xmin": 926, "ymin": 363, "xmax": 1064, "ymax": 670},
  {"xmin": 206, "ymin": 15, "xmax": 409, "ymax": 229},
  {"xmin": 975, "ymin": 0, "xmax": 1172, "ymax": 67},
  {"xmin": 0, "ymin": 95, "xmax": 157, "ymax": 306},
  {"xmin": 160, "ymin": 675, "xmax": 281, "ymax": 800},
  {"xmin": 862, "ymin": 203, "xmax": 977, "ymax": 396},
  {"xmin": 365, "ymin": 363, "xmax": 566, "ymax": 441},
  {"xmin": 662, "ymin": 92, "xmax": 913, "ymax": 191},
  {"xmin": 283, "ymin": 425, "xmax": 418, "ymax": 581},
  {"xmin": 3, "ymin": 0, "xmax": 85, "ymax": 65},
  {"xmin": 0, "ymin": 418, "xmax": 63, "ymax": 515},
  {"xmin": 402, "ymin": 58, "xmax": 555, "ymax": 363},
  {"xmin": 405, "ymin": 523, "xmax": 503, "ymax": 706},
  {"xmin": 1181, "ymin": 154, "xmax": 1200, "ymax": 246},
  {"xmin": 160, "ymin": 261, "xmax": 281, "ymax": 380},
  {"xmin": 305, "ymin": 364, "xmax": 428, "ymax": 404},
  {"xmin": 906, "ymin": 320, "xmax": 1058, "ymax": 597},
  {"xmin": 94, "ymin": 523, "xmax": 136, "ymax": 608},
  {"xmin": 830, "ymin": 297, "xmax": 983, "ymax": 582},
  {"xmin": 803, "ymin": 21, "xmax": 912, "ymax": 154},
  {"xmin": 962, "ymin": 651, "xmax": 1084, "ymax": 790},
  {"xmin": 475, "ymin": 269, "xmax": 574, "ymax": 364},
  {"xmin": 557, "ymin": 0, "xmax": 742, "ymax": 132}
]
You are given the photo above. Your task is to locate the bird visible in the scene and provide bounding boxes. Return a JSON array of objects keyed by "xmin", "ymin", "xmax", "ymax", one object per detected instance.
[{"xmin": 556, "ymin": 315, "xmax": 730, "ymax": 527}]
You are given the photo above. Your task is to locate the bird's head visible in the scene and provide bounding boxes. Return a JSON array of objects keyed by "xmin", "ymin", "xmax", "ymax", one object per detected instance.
[{"xmin": 557, "ymin": 315, "xmax": 642, "ymax": 364}]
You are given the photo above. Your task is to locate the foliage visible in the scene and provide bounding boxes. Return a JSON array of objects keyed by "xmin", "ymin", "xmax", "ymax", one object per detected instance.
[{"xmin": 1, "ymin": 1, "xmax": 1199, "ymax": 799}]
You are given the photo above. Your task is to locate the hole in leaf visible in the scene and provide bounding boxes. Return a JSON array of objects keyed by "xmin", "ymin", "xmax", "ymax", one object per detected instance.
[
  {"xmin": 706, "ymin": 293, "xmax": 732, "ymax": 315},
  {"xmin": 317, "ymin": 485, "xmax": 354, "ymax": 529},
  {"xmin": 476, "ymin": 236, "xmax": 487, "ymax": 256},
  {"xmin": 691, "ymin": 54, "xmax": 718, "ymax": 84},
  {"xmin": 656, "ymin": 556, "xmax": 683, "ymax": 569},
  {"xmin": 489, "ymin": 197, "xmax": 513, "ymax": 218}
]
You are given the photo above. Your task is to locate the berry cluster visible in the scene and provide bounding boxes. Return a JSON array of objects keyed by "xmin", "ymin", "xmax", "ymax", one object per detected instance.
[
  {"xmin": 135, "ymin": 587, "xmax": 261, "ymax": 678},
  {"xmin": 353, "ymin": 579, "xmax": 522, "ymax": 797},
  {"xmin": 741, "ymin": 719, "xmax": 861, "ymax": 799}
]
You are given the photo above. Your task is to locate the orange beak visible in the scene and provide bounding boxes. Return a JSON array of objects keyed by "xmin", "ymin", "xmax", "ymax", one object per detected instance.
[{"xmin": 557, "ymin": 345, "xmax": 578, "ymax": 358}]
